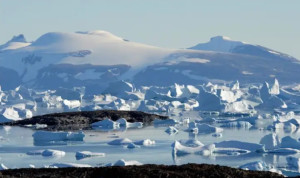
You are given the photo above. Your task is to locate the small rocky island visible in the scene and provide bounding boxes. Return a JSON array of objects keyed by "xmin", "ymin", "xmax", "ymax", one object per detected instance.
[{"xmin": 0, "ymin": 110, "xmax": 168, "ymax": 131}]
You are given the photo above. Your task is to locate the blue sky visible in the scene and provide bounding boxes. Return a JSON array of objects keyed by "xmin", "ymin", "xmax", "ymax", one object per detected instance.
[{"xmin": 1, "ymin": 0, "xmax": 300, "ymax": 58}]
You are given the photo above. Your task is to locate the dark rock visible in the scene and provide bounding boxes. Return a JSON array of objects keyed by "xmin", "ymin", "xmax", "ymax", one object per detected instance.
[{"xmin": 1, "ymin": 110, "xmax": 168, "ymax": 131}]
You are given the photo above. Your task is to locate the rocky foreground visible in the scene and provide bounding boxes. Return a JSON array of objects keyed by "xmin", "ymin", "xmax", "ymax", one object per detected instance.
[
  {"xmin": 1, "ymin": 110, "xmax": 168, "ymax": 131},
  {"xmin": 0, "ymin": 164, "xmax": 283, "ymax": 178},
  {"xmin": 0, "ymin": 164, "xmax": 284, "ymax": 178}
]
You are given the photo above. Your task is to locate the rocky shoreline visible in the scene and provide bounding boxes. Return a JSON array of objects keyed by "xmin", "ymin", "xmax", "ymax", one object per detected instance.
[
  {"xmin": 0, "ymin": 110, "xmax": 168, "ymax": 131},
  {"xmin": 0, "ymin": 164, "xmax": 284, "ymax": 178}
]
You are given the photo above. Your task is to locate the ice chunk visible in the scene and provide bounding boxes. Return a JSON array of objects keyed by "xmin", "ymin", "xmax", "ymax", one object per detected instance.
[
  {"xmin": 165, "ymin": 126, "xmax": 178, "ymax": 134},
  {"xmin": 127, "ymin": 143, "xmax": 140, "ymax": 149},
  {"xmin": 259, "ymin": 133, "xmax": 281, "ymax": 150},
  {"xmin": 239, "ymin": 161, "xmax": 267, "ymax": 171},
  {"xmin": 281, "ymin": 136, "xmax": 300, "ymax": 149},
  {"xmin": 63, "ymin": 99, "xmax": 81, "ymax": 109},
  {"xmin": 75, "ymin": 151, "xmax": 105, "ymax": 159},
  {"xmin": 111, "ymin": 159, "xmax": 143, "ymax": 166},
  {"xmin": 50, "ymin": 163, "xmax": 91, "ymax": 168},
  {"xmin": 41, "ymin": 149, "xmax": 66, "ymax": 157},
  {"xmin": 134, "ymin": 139, "xmax": 155, "ymax": 146},
  {"xmin": 186, "ymin": 122, "xmax": 199, "ymax": 133},
  {"xmin": 32, "ymin": 131, "xmax": 85, "ymax": 142},
  {"xmin": 0, "ymin": 163, "xmax": 8, "ymax": 170},
  {"xmin": 195, "ymin": 86, "xmax": 225, "ymax": 111},
  {"xmin": 91, "ymin": 118, "xmax": 120, "ymax": 129},
  {"xmin": 172, "ymin": 140, "xmax": 215, "ymax": 156},
  {"xmin": 108, "ymin": 138, "xmax": 133, "ymax": 145},
  {"xmin": 215, "ymin": 140, "xmax": 264, "ymax": 152}
]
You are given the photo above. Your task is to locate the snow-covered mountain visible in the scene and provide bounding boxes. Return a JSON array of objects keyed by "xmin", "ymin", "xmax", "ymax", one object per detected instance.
[{"xmin": 0, "ymin": 31, "xmax": 299, "ymax": 92}]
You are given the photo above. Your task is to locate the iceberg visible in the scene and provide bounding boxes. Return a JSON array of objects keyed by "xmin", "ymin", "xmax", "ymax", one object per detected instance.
[
  {"xmin": 281, "ymin": 136, "xmax": 300, "ymax": 149},
  {"xmin": 116, "ymin": 118, "xmax": 143, "ymax": 128},
  {"xmin": 197, "ymin": 123, "xmax": 223, "ymax": 134},
  {"xmin": 172, "ymin": 140, "xmax": 215, "ymax": 156}
]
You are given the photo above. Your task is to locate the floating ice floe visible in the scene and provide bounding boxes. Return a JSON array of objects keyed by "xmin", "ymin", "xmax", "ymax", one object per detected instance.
[
  {"xmin": 165, "ymin": 126, "xmax": 179, "ymax": 134},
  {"xmin": 153, "ymin": 118, "xmax": 178, "ymax": 126},
  {"xmin": 127, "ymin": 143, "xmax": 141, "ymax": 149},
  {"xmin": 134, "ymin": 139, "xmax": 155, "ymax": 146},
  {"xmin": 49, "ymin": 163, "xmax": 91, "ymax": 168},
  {"xmin": 75, "ymin": 151, "xmax": 105, "ymax": 159},
  {"xmin": 0, "ymin": 107, "xmax": 22, "ymax": 123},
  {"xmin": 172, "ymin": 140, "xmax": 215, "ymax": 156},
  {"xmin": 0, "ymin": 163, "xmax": 8, "ymax": 170},
  {"xmin": 107, "ymin": 159, "xmax": 143, "ymax": 166},
  {"xmin": 116, "ymin": 118, "xmax": 143, "ymax": 128},
  {"xmin": 91, "ymin": 118, "xmax": 120, "ymax": 129},
  {"xmin": 214, "ymin": 140, "xmax": 264, "ymax": 152},
  {"xmin": 32, "ymin": 131, "xmax": 85, "ymax": 142},
  {"xmin": 41, "ymin": 149, "xmax": 66, "ymax": 157},
  {"xmin": 108, "ymin": 138, "xmax": 133, "ymax": 145}
]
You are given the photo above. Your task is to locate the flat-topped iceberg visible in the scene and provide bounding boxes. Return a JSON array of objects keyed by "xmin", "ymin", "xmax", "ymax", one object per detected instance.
[
  {"xmin": 186, "ymin": 122, "xmax": 222, "ymax": 134},
  {"xmin": 32, "ymin": 131, "xmax": 85, "ymax": 142},
  {"xmin": 281, "ymin": 136, "xmax": 300, "ymax": 149}
]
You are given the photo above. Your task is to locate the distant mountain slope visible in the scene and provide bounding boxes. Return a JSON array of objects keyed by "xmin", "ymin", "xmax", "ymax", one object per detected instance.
[{"xmin": 0, "ymin": 31, "xmax": 299, "ymax": 92}]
